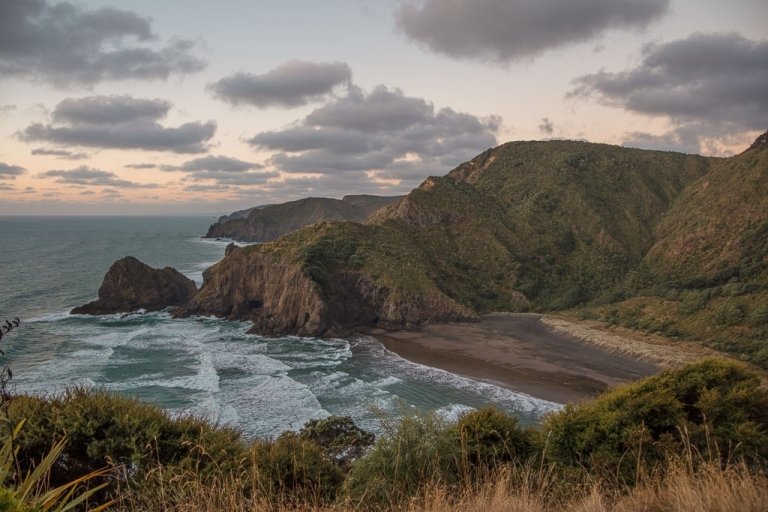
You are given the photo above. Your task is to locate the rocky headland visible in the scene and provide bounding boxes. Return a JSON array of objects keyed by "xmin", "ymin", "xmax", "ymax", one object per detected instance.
[
  {"xmin": 205, "ymin": 194, "xmax": 401, "ymax": 242},
  {"xmin": 72, "ymin": 256, "xmax": 197, "ymax": 315}
]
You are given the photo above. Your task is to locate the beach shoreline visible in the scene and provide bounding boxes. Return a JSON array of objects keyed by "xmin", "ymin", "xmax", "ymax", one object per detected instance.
[{"xmin": 366, "ymin": 313, "xmax": 674, "ymax": 404}]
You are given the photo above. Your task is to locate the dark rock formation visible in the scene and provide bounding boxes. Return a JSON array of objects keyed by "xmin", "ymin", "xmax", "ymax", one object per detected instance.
[{"xmin": 72, "ymin": 256, "xmax": 197, "ymax": 315}]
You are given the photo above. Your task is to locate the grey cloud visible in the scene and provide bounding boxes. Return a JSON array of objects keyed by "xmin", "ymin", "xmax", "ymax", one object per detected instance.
[
  {"xmin": 23, "ymin": 186, "xmax": 35, "ymax": 194},
  {"xmin": 210, "ymin": 61, "xmax": 352, "ymax": 108},
  {"xmin": 539, "ymin": 117, "xmax": 554, "ymax": 135},
  {"xmin": 0, "ymin": 183, "xmax": 14, "ymax": 191},
  {"xmin": 125, "ymin": 163, "xmax": 157, "ymax": 169},
  {"xmin": 1, "ymin": 104, "xmax": 16, "ymax": 113},
  {"xmin": 53, "ymin": 95, "xmax": 171, "ymax": 124},
  {"xmin": 182, "ymin": 183, "xmax": 235, "ymax": 193},
  {"xmin": 19, "ymin": 95, "xmax": 215, "ymax": 153},
  {"xmin": 182, "ymin": 170, "xmax": 279, "ymax": 185},
  {"xmin": 79, "ymin": 190, "xmax": 95, "ymax": 195},
  {"xmin": 177, "ymin": 155, "xmax": 263, "ymax": 173},
  {"xmin": 248, "ymin": 85, "xmax": 498, "ymax": 183},
  {"xmin": 0, "ymin": 162, "xmax": 25, "ymax": 179},
  {"xmin": 395, "ymin": 0, "xmax": 669, "ymax": 63},
  {"xmin": 101, "ymin": 188, "xmax": 123, "ymax": 199},
  {"xmin": 164, "ymin": 155, "xmax": 274, "ymax": 186},
  {"xmin": 31, "ymin": 147, "xmax": 88, "ymax": 159},
  {"xmin": 570, "ymin": 32, "xmax": 768, "ymax": 153},
  {"xmin": 0, "ymin": 0, "xmax": 205, "ymax": 86},
  {"xmin": 41, "ymin": 165, "xmax": 159, "ymax": 188}
]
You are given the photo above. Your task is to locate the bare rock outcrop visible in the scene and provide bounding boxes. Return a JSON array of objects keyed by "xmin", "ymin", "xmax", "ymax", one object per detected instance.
[{"xmin": 72, "ymin": 256, "xmax": 197, "ymax": 315}]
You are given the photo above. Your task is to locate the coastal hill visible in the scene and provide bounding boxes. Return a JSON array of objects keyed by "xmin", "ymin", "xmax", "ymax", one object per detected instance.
[
  {"xmin": 205, "ymin": 194, "xmax": 401, "ymax": 242},
  {"xmin": 178, "ymin": 134, "xmax": 766, "ymax": 365}
]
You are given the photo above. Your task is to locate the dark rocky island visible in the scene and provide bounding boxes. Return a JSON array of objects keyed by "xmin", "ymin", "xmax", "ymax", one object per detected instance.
[{"xmin": 72, "ymin": 256, "xmax": 198, "ymax": 315}]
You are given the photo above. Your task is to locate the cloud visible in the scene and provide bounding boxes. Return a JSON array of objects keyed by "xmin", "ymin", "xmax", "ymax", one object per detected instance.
[
  {"xmin": 125, "ymin": 163, "xmax": 157, "ymax": 169},
  {"xmin": 570, "ymin": 32, "xmax": 768, "ymax": 153},
  {"xmin": 248, "ymin": 85, "xmax": 499, "ymax": 184},
  {"xmin": 209, "ymin": 61, "xmax": 352, "ymax": 108},
  {"xmin": 22, "ymin": 186, "xmax": 35, "ymax": 194},
  {"xmin": 0, "ymin": 0, "xmax": 205, "ymax": 86},
  {"xmin": 0, "ymin": 162, "xmax": 25, "ymax": 179},
  {"xmin": 182, "ymin": 183, "xmax": 235, "ymax": 193},
  {"xmin": 1, "ymin": 104, "xmax": 16, "ymax": 113},
  {"xmin": 164, "ymin": 155, "xmax": 277, "ymax": 186},
  {"xmin": 0, "ymin": 183, "xmax": 14, "ymax": 191},
  {"xmin": 394, "ymin": 0, "xmax": 669, "ymax": 63},
  {"xmin": 31, "ymin": 147, "xmax": 88, "ymax": 159},
  {"xmin": 173, "ymin": 155, "xmax": 263, "ymax": 173},
  {"xmin": 163, "ymin": 155, "xmax": 276, "ymax": 186},
  {"xmin": 19, "ymin": 95, "xmax": 216, "ymax": 153},
  {"xmin": 40, "ymin": 165, "xmax": 160, "ymax": 188},
  {"xmin": 79, "ymin": 190, "xmax": 95, "ymax": 195},
  {"xmin": 539, "ymin": 117, "xmax": 554, "ymax": 135}
]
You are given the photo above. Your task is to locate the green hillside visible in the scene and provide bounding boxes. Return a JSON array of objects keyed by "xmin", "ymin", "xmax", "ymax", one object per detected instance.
[{"xmin": 188, "ymin": 136, "xmax": 768, "ymax": 367}]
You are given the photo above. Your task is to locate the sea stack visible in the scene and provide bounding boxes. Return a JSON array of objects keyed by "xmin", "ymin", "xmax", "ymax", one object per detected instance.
[{"xmin": 72, "ymin": 256, "xmax": 197, "ymax": 315}]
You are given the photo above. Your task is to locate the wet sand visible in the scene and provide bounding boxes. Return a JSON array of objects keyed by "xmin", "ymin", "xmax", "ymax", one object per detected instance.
[{"xmin": 367, "ymin": 313, "xmax": 660, "ymax": 404}]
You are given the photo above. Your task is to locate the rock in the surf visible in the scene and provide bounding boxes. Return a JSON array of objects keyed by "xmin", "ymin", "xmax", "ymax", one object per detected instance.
[{"xmin": 72, "ymin": 256, "xmax": 197, "ymax": 315}]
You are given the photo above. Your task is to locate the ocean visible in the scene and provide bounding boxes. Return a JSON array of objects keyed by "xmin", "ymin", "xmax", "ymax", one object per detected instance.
[{"xmin": 0, "ymin": 216, "xmax": 559, "ymax": 439}]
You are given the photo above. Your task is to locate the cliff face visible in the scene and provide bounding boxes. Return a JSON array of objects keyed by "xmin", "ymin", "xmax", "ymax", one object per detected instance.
[
  {"xmin": 205, "ymin": 194, "xmax": 401, "ymax": 242},
  {"xmin": 175, "ymin": 240, "xmax": 475, "ymax": 336},
  {"xmin": 72, "ymin": 256, "xmax": 197, "ymax": 315}
]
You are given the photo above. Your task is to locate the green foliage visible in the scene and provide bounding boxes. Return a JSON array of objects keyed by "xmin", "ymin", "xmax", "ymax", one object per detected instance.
[
  {"xmin": 250, "ymin": 432, "xmax": 343, "ymax": 505},
  {"xmin": 4, "ymin": 387, "xmax": 246, "ymax": 498},
  {"xmin": 545, "ymin": 359, "xmax": 768, "ymax": 481},
  {"xmin": 344, "ymin": 413, "xmax": 457, "ymax": 506},
  {"xmin": 297, "ymin": 416, "xmax": 374, "ymax": 468},
  {"xmin": 449, "ymin": 407, "xmax": 539, "ymax": 471}
]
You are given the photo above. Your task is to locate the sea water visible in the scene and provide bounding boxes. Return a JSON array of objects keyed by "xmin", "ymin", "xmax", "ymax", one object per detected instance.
[{"xmin": 0, "ymin": 216, "xmax": 559, "ymax": 439}]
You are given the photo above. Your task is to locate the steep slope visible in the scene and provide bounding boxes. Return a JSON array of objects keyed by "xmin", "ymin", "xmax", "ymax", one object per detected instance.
[
  {"xmin": 373, "ymin": 141, "xmax": 710, "ymax": 310},
  {"xmin": 584, "ymin": 133, "xmax": 768, "ymax": 366},
  {"xmin": 205, "ymin": 194, "xmax": 400, "ymax": 242},
  {"xmin": 179, "ymin": 140, "xmax": 713, "ymax": 337}
]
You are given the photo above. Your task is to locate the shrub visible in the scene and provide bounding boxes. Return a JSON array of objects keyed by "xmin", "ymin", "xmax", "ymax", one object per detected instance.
[
  {"xmin": 343, "ymin": 413, "xmax": 456, "ymax": 507},
  {"xmin": 713, "ymin": 302, "xmax": 747, "ymax": 326},
  {"xmin": 448, "ymin": 407, "xmax": 539, "ymax": 472},
  {"xmin": 250, "ymin": 432, "xmax": 343, "ymax": 505},
  {"xmin": 4, "ymin": 388, "xmax": 246, "ymax": 498},
  {"xmin": 544, "ymin": 359, "xmax": 768, "ymax": 481},
  {"xmin": 297, "ymin": 416, "xmax": 374, "ymax": 468}
]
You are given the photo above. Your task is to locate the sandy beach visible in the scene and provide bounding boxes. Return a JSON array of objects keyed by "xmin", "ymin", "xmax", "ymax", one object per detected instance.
[{"xmin": 368, "ymin": 313, "xmax": 663, "ymax": 404}]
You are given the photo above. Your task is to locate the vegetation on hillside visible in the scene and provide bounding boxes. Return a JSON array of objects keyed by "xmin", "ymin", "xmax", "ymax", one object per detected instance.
[
  {"xmin": 1, "ymin": 359, "xmax": 766, "ymax": 510},
  {"xmin": 209, "ymin": 137, "xmax": 767, "ymax": 367}
]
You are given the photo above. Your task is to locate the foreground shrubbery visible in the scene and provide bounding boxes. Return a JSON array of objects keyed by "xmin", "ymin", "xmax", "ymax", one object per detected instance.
[{"xmin": 1, "ymin": 358, "xmax": 766, "ymax": 511}]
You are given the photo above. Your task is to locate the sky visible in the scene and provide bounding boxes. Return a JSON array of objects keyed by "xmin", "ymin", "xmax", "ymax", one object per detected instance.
[{"xmin": 0, "ymin": 0, "xmax": 766, "ymax": 215}]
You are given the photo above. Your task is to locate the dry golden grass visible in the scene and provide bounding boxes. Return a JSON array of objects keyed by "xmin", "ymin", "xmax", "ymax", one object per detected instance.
[
  {"xmin": 541, "ymin": 314, "xmax": 713, "ymax": 367},
  {"xmin": 118, "ymin": 457, "xmax": 768, "ymax": 512}
]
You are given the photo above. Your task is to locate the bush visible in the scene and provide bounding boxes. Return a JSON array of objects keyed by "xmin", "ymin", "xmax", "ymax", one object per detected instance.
[
  {"xmin": 713, "ymin": 302, "xmax": 747, "ymax": 326},
  {"xmin": 298, "ymin": 415, "xmax": 374, "ymax": 468},
  {"xmin": 4, "ymin": 387, "xmax": 246, "ymax": 497},
  {"xmin": 344, "ymin": 413, "xmax": 456, "ymax": 507},
  {"xmin": 448, "ymin": 407, "xmax": 539, "ymax": 472},
  {"xmin": 544, "ymin": 359, "xmax": 768, "ymax": 481},
  {"xmin": 251, "ymin": 432, "xmax": 343, "ymax": 505}
]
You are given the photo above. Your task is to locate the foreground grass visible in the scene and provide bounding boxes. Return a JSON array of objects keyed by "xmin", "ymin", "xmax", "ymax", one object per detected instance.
[{"xmin": 117, "ymin": 457, "xmax": 767, "ymax": 512}]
